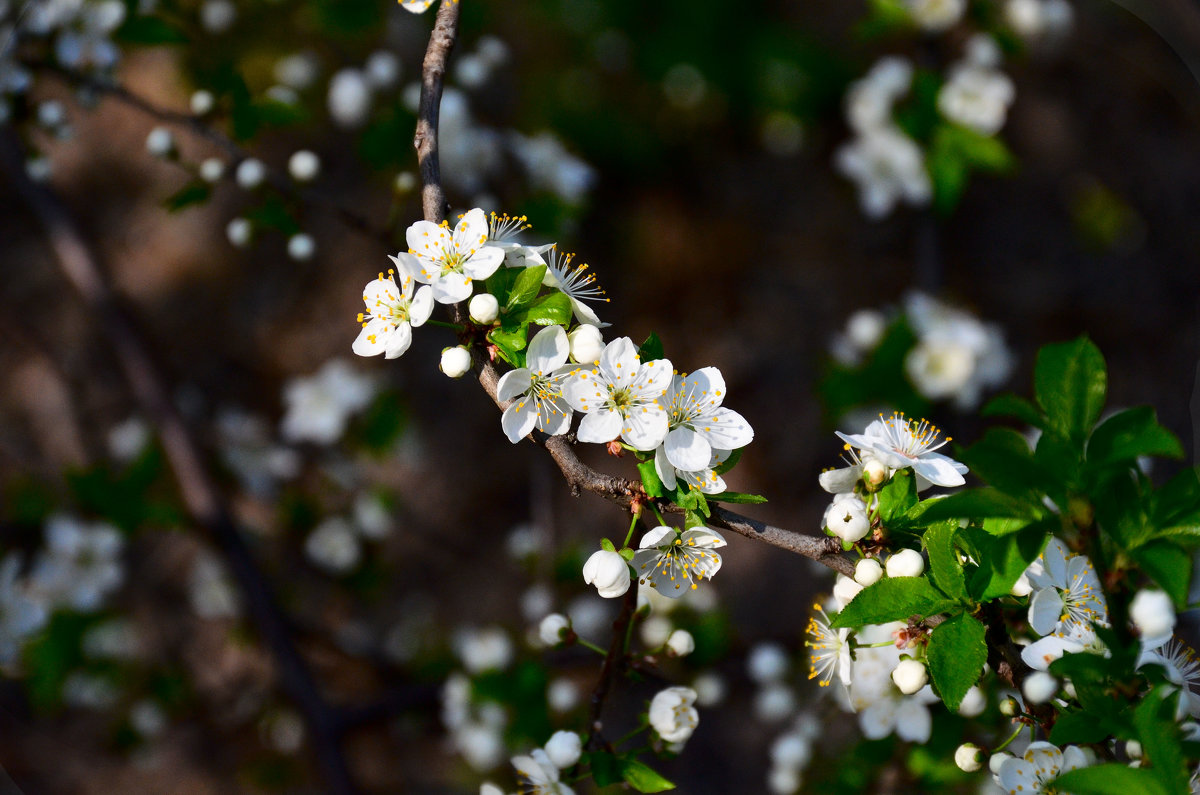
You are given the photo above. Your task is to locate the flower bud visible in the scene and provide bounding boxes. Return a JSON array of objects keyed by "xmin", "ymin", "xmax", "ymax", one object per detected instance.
[
  {"xmin": 190, "ymin": 90, "xmax": 215, "ymax": 115},
  {"xmin": 288, "ymin": 150, "xmax": 321, "ymax": 182},
  {"xmin": 666, "ymin": 628, "xmax": 695, "ymax": 657},
  {"xmin": 863, "ymin": 459, "xmax": 889, "ymax": 489},
  {"xmin": 989, "ymin": 751, "xmax": 1011, "ymax": 775},
  {"xmin": 543, "ymin": 730, "xmax": 582, "ymax": 769},
  {"xmin": 568, "ymin": 324, "xmax": 605, "ymax": 364},
  {"xmin": 891, "ymin": 659, "xmax": 928, "ymax": 694},
  {"xmin": 833, "ymin": 574, "xmax": 863, "ymax": 608},
  {"xmin": 954, "ymin": 743, "xmax": 982, "ymax": 772},
  {"xmin": 582, "ymin": 549, "xmax": 630, "ymax": 598},
  {"xmin": 145, "ymin": 127, "xmax": 174, "ymax": 158},
  {"xmin": 1022, "ymin": 671, "xmax": 1057, "ymax": 704},
  {"xmin": 199, "ymin": 157, "xmax": 225, "ymax": 183},
  {"xmin": 1010, "ymin": 572, "xmax": 1032, "ymax": 597},
  {"xmin": 394, "ymin": 171, "xmax": 417, "ymax": 194},
  {"xmin": 287, "ymin": 233, "xmax": 315, "ymax": 262},
  {"xmin": 998, "ymin": 696, "xmax": 1019, "ymax": 716},
  {"xmin": 886, "ymin": 548, "xmax": 925, "ymax": 578},
  {"xmin": 439, "ymin": 346, "xmax": 472, "ymax": 378},
  {"xmin": 226, "ymin": 218, "xmax": 252, "ymax": 248},
  {"xmin": 957, "ymin": 685, "xmax": 986, "ymax": 718},
  {"xmin": 1125, "ymin": 739, "xmax": 1142, "ymax": 759},
  {"xmin": 537, "ymin": 613, "xmax": 570, "ymax": 647},
  {"xmin": 854, "ymin": 558, "xmax": 883, "ymax": 587},
  {"xmin": 236, "ymin": 157, "xmax": 266, "ymax": 189},
  {"xmin": 1130, "ymin": 588, "xmax": 1175, "ymax": 642},
  {"xmin": 825, "ymin": 495, "xmax": 870, "ymax": 543},
  {"xmin": 469, "ymin": 293, "xmax": 500, "ymax": 324}
]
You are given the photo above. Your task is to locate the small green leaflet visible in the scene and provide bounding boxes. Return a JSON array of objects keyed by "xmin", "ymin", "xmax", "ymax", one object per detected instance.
[
  {"xmin": 638, "ymin": 332, "xmax": 664, "ymax": 361},
  {"xmin": 925, "ymin": 613, "xmax": 986, "ymax": 712},
  {"xmin": 1034, "ymin": 336, "xmax": 1107, "ymax": 446},
  {"xmin": 506, "ymin": 265, "xmax": 546, "ymax": 312},
  {"xmin": 831, "ymin": 576, "xmax": 947, "ymax": 629},
  {"xmin": 620, "ymin": 758, "xmax": 676, "ymax": 793},
  {"xmin": 708, "ymin": 491, "xmax": 767, "ymax": 504}
]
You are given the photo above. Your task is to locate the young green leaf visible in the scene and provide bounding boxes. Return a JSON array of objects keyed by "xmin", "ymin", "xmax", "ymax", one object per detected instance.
[
  {"xmin": 638, "ymin": 332, "xmax": 665, "ymax": 362},
  {"xmin": 923, "ymin": 521, "xmax": 967, "ymax": 601},
  {"xmin": 1131, "ymin": 541, "xmax": 1192, "ymax": 608},
  {"xmin": 1034, "ymin": 337, "xmax": 1107, "ymax": 446},
  {"xmin": 1051, "ymin": 764, "xmax": 1169, "ymax": 795},
  {"xmin": 877, "ymin": 469, "xmax": 917, "ymax": 522},
  {"xmin": 1087, "ymin": 406, "xmax": 1183, "ymax": 469},
  {"xmin": 982, "ymin": 393, "xmax": 1046, "ymax": 429},
  {"xmin": 966, "ymin": 523, "xmax": 1049, "ymax": 601},
  {"xmin": 601, "ymin": 538, "xmax": 616, "ymax": 552},
  {"xmin": 919, "ymin": 489, "xmax": 1038, "ymax": 522},
  {"xmin": 620, "ymin": 758, "xmax": 677, "ymax": 793},
  {"xmin": 958, "ymin": 428, "xmax": 1048, "ymax": 499},
  {"xmin": 1134, "ymin": 686, "xmax": 1189, "ymax": 794},
  {"xmin": 637, "ymin": 459, "xmax": 665, "ymax": 499},
  {"xmin": 708, "ymin": 491, "xmax": 768, "ymax": 505},
  {"xmin": 163, "ymin": 180, "xmax": 212, "ymax": 212},
  {"xmin": 520, "ymin": 292, "xmax": 573, "ymax": 327},
  {"xmin": 926, "ymin": 613, "xmax": 986, "ymax": 712},
  {"xmin": 587, "ymin": 750, "xmax": 624, "ymax": 788},
  {"xmin": 831, "ymin": 576, "xmax": 947, "ymax": 628},
  {"xmin": 506, "ymin": 264, "xmax": 546, "ymax": 311}
]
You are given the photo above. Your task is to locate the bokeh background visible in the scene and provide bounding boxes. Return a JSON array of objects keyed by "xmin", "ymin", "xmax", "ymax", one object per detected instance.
[{"xmin": 1, "ymin": 0, "xmax": 1199, "ymax": 791}]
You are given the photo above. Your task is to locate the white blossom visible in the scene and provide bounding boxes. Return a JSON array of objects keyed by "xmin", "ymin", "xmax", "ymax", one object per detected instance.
[
  {"xmin": 352, "ymin": 264, "xmax": 434, "ymax": 359},
  {"xmin": 1025, "ymin": 538, "xmax": 1107, "ymax": 637},
  {"xmin": 666, "ymin": 628, "xmax": 695, "ymax": 657},
  {"xmin": 582, "ymin": 549, "xmax": 631, "ymax": 599},
  {"xmin": 190, "ymin": 89, "xmax": 215, "ymax": 115},
  {"xmin": 847, "ymin": 624, "xmax": 939, "ymax": 742},
  {"xmin": 304, "ymin": 518, "xmax": 361, "ymax": 575},
  {"xmin": 891, "ymin": 659, "xmax": 928, "ymax": 694},
  {"xmin": 538, "ymin": 613, "xmax": 570, "ymax": 647},
  {"xmin": 805, "ymin": 602, "xmax": 852, "ymax": 690},
  {"xmin": 455, "ymin": 626, "xmax": 514, "ymax": 674},
  {"xmin": 1130, "ymin": 588, "xmax": 1176, "ymax": 645},
  {"xmin": 653, "ymin": 367, "xmax": 754, "ymax": 495},
  {"xmin": 235, "ymin": 158, "xmax": 265, "ymax": 189},
  {"xmin": 280, "ymin": 359, "xmax": 376, "ymax": 445},
  {"xmin": 561, "ymin": 337, "xmax": 673, "ymax": 450},
  {"xmin": 1139, "ymin": 638, "xmax": 1200, "ymax": 718},
  {"xmin": 835, "ymin": 127, "xmax": 931, "ymax": 220},
  {"xmin": 31, "ymin": 516, "xmax": 123, "ymax": 612},
  {"xmin": 524, "ymin": 245, "xmax": 609, "ymax": 327},
  {"xmin": 632, "ymin": 525, "xmax": 726, "ymax": 599},
  {"xmin": 958, "ymin": 685, "xmax": 986, "ymax": 717},
  {"xmin": 832, "ymin": 574, "xmax": 864, "ymax": 609},
  {"xmin": 1022, "ymin": 671, "xmax": 1058, "ymax": 704},
  {"xmin": 512, "ymin": 748, "xmax": 574, "ymax": 794},
  {"xmin": 568, "ymin": 324, "xmax": 605, "ymax": 365},
  {"xmin": 496, "ymin": 325, "xmax": 574, "ymax": 443},
  {"xmin": 199, "ymin": 158, "xmax": 225, "ymax": 183},
  {"xmin": 648, "ymin": 686, "xmax": 699, "ymax": 744},
  {"xmin": 955, "ymin": 743, "xmax": 983, "ymax": 772},
  {"xmin": 838, "ymin": 413, "xmax": 967, "ymax": 488},
  {"xmin": 327, "ymin": 68, "xmax": 372, "ymax": 128},
  {"xmin": 886, "ymin": 549, "xmax": 926, "ymax": 578},
  {"xmin": 396, "ymin": 208, "xmax": 504, "ymax": 304},
  {"xmin": 288, "ymin": 150, "xmax": 320, "ymax": 182},
  {"xmin": 543, "ymin": 730, "xmax": 582, "ymax": 770},
  {"xmin": 748, "ymin": 642, "xmax": 790, "ymax": 683},
  {"xmin": 938, "ymin": 64, "xmax": 1016, "ymax": 136},
  {"xmin": 145, "ymin": 126, "xmax": 174, "ymax": 157},
  {"xmin": 825, "ymin": 493, "xmax": 870, "ymax": 543},
  {"xmin": 399, "ymin": 0, "xmax": 436, "ymax": 12},
  {"xmin": 855, "ymin": 558, "xmax": 883, "ymax": 587},
  {"xmin": 995, "ymin": 742, "xmax": 1090, "ymax": 793}
]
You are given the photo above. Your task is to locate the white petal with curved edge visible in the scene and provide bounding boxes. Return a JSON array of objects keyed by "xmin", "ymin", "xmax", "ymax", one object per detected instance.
[
  {"xmin": 654, "ymin": 445, "xmax": 678, "ymax": 491},
  {"xmin": 599, "ymin": 337, "xmax": 639, "ymax": 390},
  {"xmin": 406, "ymin": 220, "xmax": 448, "ymax": 264},
  {"xmin": 452, "ymin": 208, "xmax": 487, "ymax": 253},
  {"xmin": 363, "ymin": 275, "xmax": 400, "ymax": 306},
  {"xmin": 463, "ymin": 246, "xmax": 504, "ymax": 280},
  {"xmin": 537, "ymin": 401, "xmax": 573, "ymax": 436},
  {"xmin": 682, "ymin": 367, "xmax": 726, "ymax": 410},
  {"xmin": 408, "ymin": 285, "xmax": 434, "ymax": 326},
  {"xmin": 527, "ymin": 325, "xmax": 569, "ymax": 373},
  {"xmin": 858, "ymin": 702, "xmax": 896, "ymax": 740},
  {"xmin": 501, "ymin": 397, "xmax": 538, "ymax": 443},
  {"xmin": 639, "ymin": 526, "xmax": 674, "ymax": 548},
  {"xmin": 578, "ymin": 408, "xmax": 621, "ymax": 443},
  {"xmin": 387, "ymin": 253, "xmax": 422, "ymax": 288},
  {"xmin": 910, "ymin": 453, "xmax": 966, "ymax": 487},
  {"xmin": 569, "ymin": 296, "xmax": 609, "ymax": 328},
  {"xmin": 1029, "ymin": 587, "xmax": 1065, "ymax": 636},
  {"xmin": 1020, "ymin": 635, "xmax": 1083, "ymax": 671},
  {"xmin": 352, "ymin": 319, "xmax": 389, "ymax": 357},
  {"xmin": 633, "ymin": 358, "xmax": 672, "ymax": 397},
  {"xmin": 382, "ymin": 322, "xmax": 413, "ymax": 359},
  {"xmin": 681, "ymin": 527, "xmax": 726, "ymax": 548},
  {"xmin": 694, "ymin": 470, "xmax": 727, "ymax": 494},
  {"xmin": 695, "ymin": 407, "xmax": 754, "ymax": 450},
  {"xmin": 622, "ymin": 406, "xmax": 668, "ymax": 451},
  {"xmin": 561, "ymin": 368, "xmax": 606, "ymax": 412},
  {"xmin": 431, "ymin": 275, "xmax": 473, "ymax": 304},
  {"xmin": 496, "ymin": 368, "xmax": 532, "ymax": 403},
  {"xmin": 819, "ymin": 465, "xmax": 862, "ymax": 494},
  {"xmin": 664, "ymin": 426, "xmax": 712, "ymax": 472}
]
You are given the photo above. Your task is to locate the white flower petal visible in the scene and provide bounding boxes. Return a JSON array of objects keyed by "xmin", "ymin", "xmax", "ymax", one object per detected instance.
[
  {"xmin": 453, "ymin": 208, "xmax": 488, "ymax": 252},
  {"xmin": 819, "ymin": 465, "xmax": 861, "ymax": 494},
  {"xmin": 496, "ymin": 369, "xmax": 532, "ymax": 403},
  {"xmin": 501, "ymin": 397, "xmax": 539, "ymax": 443},
  {"xmin": 1029, "ymin": 587, "xmax": 1066, "ymax": 636},
  {"xmin": 578, "ymin": 408, "xmax": 622, "ymax": 444},
  {"xmin": 431, "ymin": 275, "xmax": 473, "ymax": 304},
  {"xmin": 537, "ymin": 403, "xmax": 573, "ymax": 437},
  {"xmin": 382, "ymin": 322, "xmax": 413, "ymax": 359},
  {"xmin": 694, "ymin": 407, "xmax": 754, "ymax": 451},
  {"xmin": 665, "ymin": 426, "xmax": 712, "ymax": 472},
  {"xmin": 409, "ymin": 286, "xmax": 434, "ymax": 326},
  {"xmin": 600, "ymin": 337, "xmax": 640, "ymax": 390},
  {"xmin": 561, "ymin": 368, "xmax": 605, "ymax": 412},
  {"xmin": 352, "ymin": 319, "xmax": 389, "ymax": 357},
  {"xmin": 463, "ymin": 246, "xmax": 504, "ymax": 280},
  {"xmin": 910, "ymin": 453, "xmax": 967, "ymax": 487},
  {"xmin": 622, "ymin": 406, "xmax": 669, "ymax": 451},
  {"xmin": 527, "ymin": 325, "xmax": 569, "ymax": 373},
  {"xmin": 654, "ymin": 445, "xmax": 678, "ymax": 491},
  {"xmin": 639, "ymin": 526, "xmax": 674, "ymax": 548}
]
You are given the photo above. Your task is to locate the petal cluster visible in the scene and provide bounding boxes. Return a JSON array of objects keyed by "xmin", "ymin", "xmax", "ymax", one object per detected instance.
[
  {"xmin": 631, "ymin": 526, "xmax": 726, "ymax": 599},
  {"xmin": 561, "ymin": 337, "xmax": 672, "ymax": 450}
]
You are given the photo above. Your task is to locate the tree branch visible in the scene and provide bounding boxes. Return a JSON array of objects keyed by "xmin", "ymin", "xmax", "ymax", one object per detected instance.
[
  {"xmin": 415, "ymin": 0, "xmax": 461, "ymax": 228},
  {"xmin": 0, "ymin": 131, "xmax": 361, "ymax": 795}
]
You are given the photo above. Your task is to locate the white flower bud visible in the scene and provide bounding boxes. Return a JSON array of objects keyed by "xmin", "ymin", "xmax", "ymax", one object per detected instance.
[
  {"xmin": 236, "ymin": 157, "xmax": 266, "ymax": 189},
  {"xmin": 692, "ymin": 672, "xmax": 726, "ymax": 706},
  {"xmin": 854, "ymin": 558, "xmax": 883, "ymax": 587},
  {"xmin": 543, "ymin": 730, "xmax": 582, "ymax": 769},
  {"xmin": 954, "ymin": 743, "xmax": 982, "ymax": 772},
  {"xmin": 328, "ymin": 68, "xmax": 372, "ymax": 129},
  {"xmin": 288, "ymin": 150, "xmax": 321, "ymax": 182},
  {"xmin": 26, "ymin": 157, "xmax": 52, "ymax": 182},
  {"xmin": 226, "ymin": 218, "xmax": 252, "ymax": 248},
  {"xmin": 1010, "ymin": 572, "xmax": 1032, "ymax": 597},
  {"xmin": 547, "ymin": 678, "xmax": 580, "ymax": 713},
  {"xmin": 145, "ymin": 126, "xmax": 174, "ymax": 158},
  {"xmin": 439, "ymin": 346, "xmax": 473, "ymax": 378},
  {"xmin": 989, "ymin": 751, "xmax": 1011, "ymax": 775},
  {"xmin": 846, "ymin": 309, "xmax": 885, "ymax": 350},
  {"xmin": 768, "ymin": 765, "xmax": 801, "ymax": 795},
  {"xmin": 582, "ymin": 549, "xmax": 630, "ymax": 598},
  {"xmin": 538, "ymin": 613, "xmax": 570, "ymax": 647},
  {"xmin": 648, "ymin": 686, "xmax": 699, "ymax": 744},
  {"xmin": 863, "ymin": 458, "xmax": 889, "ymax": 488},
  {"xmin": 666, "ymin": 628, "xmax": 695, "ymax": 657},
  {"xmin": 469, "ymin": 293, "xmax": 500, "ymax": 324},
  {"xmin": 886, "ymin": 548, "xmax": 925, "ymax": 578},
  {"xmin": 200, "ymin": 0, "xmax": 236, "ymax": 33},
  {"xmin": 770, "ymin": 732, "xmax": 812, "ymax": 770},
  {"xmin": 957, "ymin": 685, "xmax": 986, "ymax": 717},
  {"xmin": 568, "ymin": 324, "xmax": 605, "ymax": 364},
  {"xmin": 287, "ymin": 233, "xmax": 315, "ymax": 261},
  {"xmin": 833, "ymin": 574, "xmax": 863, "ymax": 608},
  {"xmin": 640, "ymin": 615, "xmax": 672, "ymax": 647},
  {"xmin": 825, "ymin": 495, "xmax": 870, "ymax": 543},
  {"xmin": 199, "ymin": 157, "xmax": 225, "ymax": 182},
  {"xmin": 1125, "ymin": 739, "xmax": 1142, "ymax": 759},
  {"xmin": 190, "ymin": 90, "xmax": 215, "ymax": 115},
  {"xmin": 891, "ymin": 659, "xmax": 928, "ymax": 694},
  {"xmin": 480, "ymin": 784, "xmax": 504, "ymax": 795},
  {"xmin": 394, "ymin": 171, "xmax": 417, "ymax": 193},
  {"xmin": 1130, "ymin": 589, "xmax": 1175, "ymax": 641},
  {"xmin": 1022, "ymin": 671, "xmax": 1057, "ymax": 704},
  {"xmin": 998, "ymin": 696, "xmax": 1019, "ymax": 716}
]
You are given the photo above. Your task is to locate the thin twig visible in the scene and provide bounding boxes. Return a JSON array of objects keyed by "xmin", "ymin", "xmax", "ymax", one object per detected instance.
[
  {"xmin": 0, "ymin": 131, "xmax": 361, "ymax": 795},
  {"xmin": 586, "ymin": 584, "xmax": 640, "ymax": 750},
  {"xmin": 415, "ymin": 0, "xmax": 461, "ymax": 228}
]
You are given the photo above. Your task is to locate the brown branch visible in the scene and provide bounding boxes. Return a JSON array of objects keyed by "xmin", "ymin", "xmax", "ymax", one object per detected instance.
[
  {"xmin": 414, "ymin": 0, "xmax": 461, "ymax": 228},
  {"xmin": 0, "ymin": 131, "xmax": 361, "ymax": 795},
  {"xmin": 586, "ymin": 584, "xmax": 640, "ymax": 749}
]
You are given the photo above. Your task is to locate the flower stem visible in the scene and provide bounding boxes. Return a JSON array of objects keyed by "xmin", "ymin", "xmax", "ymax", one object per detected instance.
[
  {"xmin": 425, "ymin": 318, "xmax": 465, "ymax": 331},
  {"xmin": 992, "ymin": 722, "xmax": 1026, "ymax": 754},
  {"xmin": 856, "ymin": 640, "xmax": 900, "ymax": 649},
  {"xmin": 622, "ymin": 514, "xmax": 639, "ymax": 549},
  {"xmin": 650, "ymin": 503, "xmax": 668, "ymax": 526},
  {"xmin": 615, "ymin": 724, "xmax": 647, "ymax": 748},
  {"xmin": 577, "ymin": 638, "xmax": 607, "ymax": 656}
]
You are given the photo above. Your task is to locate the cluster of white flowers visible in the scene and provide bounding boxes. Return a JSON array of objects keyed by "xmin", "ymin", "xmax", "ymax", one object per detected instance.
[
  {"xmin": 831, "ymin": 292, "xmax": 1013, "ymax": 410},
  {"xmin": 835, "ymin": 57, "xmax": 931, "ymax": 220},
  {"xmin": 937, "ymin": 36, "xmax": 1016, "ymax": 137},
  {"xmin": 1018, "ymin": 538, "xmax": 1110, "ymax": 671},
  {"xmin": 280, "ymin": 359, "xmax": 378, "ymax": 445},
  {"xmin": 482, "ymin": 730, "xmax": 582, "ymax": 795},
  {"xmin": 303, "ymin": 509, "xmax": 393, "ymax": 577}
]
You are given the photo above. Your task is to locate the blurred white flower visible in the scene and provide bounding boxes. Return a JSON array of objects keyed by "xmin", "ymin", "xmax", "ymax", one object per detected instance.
[
  {"xmin": 455, "ymin": 626, "xmax": 514, "ymax": 674},
  {"xmin": 280, "ymin": 359, "xmax": 376, "ymax": 445},
  {"xmin": 0, "ymin": 554, "xmax": 48, "ymax": 665},
  {"xmin": 648, "ymin": 686, "xmax": 699, "ymax": 744},
  {"xmin": 304, "ymin": 518, "xmax": 361, "ymax": 575},
  {"xmin": 31, "ymin": 516, "xmax": 124, "ymax": 612},
  {"xmin": 327, "ymin": 68, "xmax": 372, "ymax": 129},
  {"xmin": 836, "ymin": 127, "xmax": 931, "ymax": 220}
]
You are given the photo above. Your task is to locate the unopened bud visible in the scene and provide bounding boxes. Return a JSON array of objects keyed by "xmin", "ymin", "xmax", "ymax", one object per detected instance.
[
  {"xmin": 998, "ymin": 696, "xmax": 1019, "ymax": 716},
  {"xmin": 891, "ymin": 659, "xmax": 928, "ymax": 694},
  {"xmin": 886, "ymin": 548, "xmax": 925, "ymax": 578},
  {"xmin": 439, "ymin": 346, "xmax": 472, "ymax": 378},
  {"xmin": 666, "ymin": 629, "xmax": 695, "ymax": 657},
  {"xmin": 989, "ymin": 752, "xmax": 1011, "ymax": 775},
  {"xmin": 538, "ymin": 613, "xmax": 570, "ymax": 647},
  {"xmin": 1022, "ymin": 671, "xmax": 1057, "ymax": 704},
  {"xmin": 1130, "ymin": 588, "xmax": 1176, "ymax": 642},
  {"xmin": 954, "ymin": 743, "xmax": 982, "ymax": 772},
  {"xmin": 145, "ymin": 126, "xmax": 175, "ymax": 158},
  {"xmin": 568, "ymin": 324, "xmax": 605, "ymax": 364},
  {"xmin": 469, "ymin": 293, "xmax": 500, "ymax": 324},
  {"xmin": 863, "ymin": 459, "xmax": 889, "ymax": 489},
  {"xmin": 854, "ymin": 558, "xmax": 883, "ymax": 587}
]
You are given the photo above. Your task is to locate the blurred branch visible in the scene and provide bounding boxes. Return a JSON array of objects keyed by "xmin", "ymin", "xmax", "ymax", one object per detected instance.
[
  {"xmin": 32, "ymin": 62, "xmax": 393, "ymax": 245},
  {"xmin": 586, "ymin": 584, "xmax": 639, "ymax": 750},
  {"xmin": 0, "ymin": 131, "xmax": 362, "ymax": 795}
]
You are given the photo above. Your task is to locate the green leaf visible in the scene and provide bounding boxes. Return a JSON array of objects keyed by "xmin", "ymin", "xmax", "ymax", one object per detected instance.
[
  {"xmin": 878, "ymin": 469, "xmax": 918, "ymax": 522},
  {"xmin": 1135, "ymin": 686, "xmax": 1189, "ymax": 793},
  {"xmin": 637, "ymin": 459, "xmax": 665, "ymax": 499},
  {"xmin": 489, "ymin": 326, "xmax": 528, "ymax": 353},
  {"xmin": 831, "ymin": 576, "xmax": 946, "ymax": 628},
  {"xmin": 1153, "ymin": 468, "xmax": 1200, "ymax": 529},
  {"xmin": 245, "ymin": 198, "xmax": 301, "ymax": 235},
  {"xmin": 708, "ymin": 491, "xmax": 767, "ymax": 504},
  {"xmin": 619, "ymin": 547, "xmax": 634, "ymax": 561},
  {"xmin": 926, "ymin": 614, "xmax": 986, "ymax": 712},
  {"xmin": 520, "ymin": 292, "xmax": 572, "ymax": 326},
  {"xmin": 1132, "ymin": 541, "xmax": 1191, "ymax": 608},
  {"xmin": 712, "ymin": 448, "xmax": 742, "ymax": 476},
  {"xmin": 1052, "ymin": 764, "xmax": 1169, "ymax": 795},
  {"xmin": 587, "ymin": 751, "xmax": 623, "ymax": 788},
  {"xmin": 621, "ymin": 758, "xmax": 676, "ymax": 793},
  {"xmin": 484, "ymin": 268, "xmax": 520, "ymax": 308},
  {"xmin": 919, "ymin": 489, "xmax": 1038, "ymax": 522},
  {"xmin": 982, "ymin": 393, "xmax": 1045, "ymax": 429},
  {"xmin": 1050, "ymin": 709, "xmax": 1120, "ymax": 745},
  {"xmin": 162, "ymin": 180, "xmax": 211, "ymax": 212},
  {"xmin": 1034, "ymin": 337, "xmax": 1107, "ymax": 445},
  {"xmin": 967, "ymin": 522, "xmax": 1049, "ymax": 601},
  {"xmin": 924, "ymin": 521, "xmax": 967, "ymax": 600},
  {"xmin": 1087, "ymin": 406, "xmax": 1183, "ymax": 469},
  {"xmin": 114, "ymin": 15, "xmax": 189, "ymax": 44},
  {"xmin": 600, "ymin": 538, "xmax": 616, "ymax": 552},
  {"xmin": 506, "ymin": 265, "xmax": 546, "ymax": 312},
  {"xmin": 958, "ymin": 428, "xmax": 1047, "ymax": 499},
  {"xmin": 638, "ymin": 332, "xmax": 665, "ymax": 362}
]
